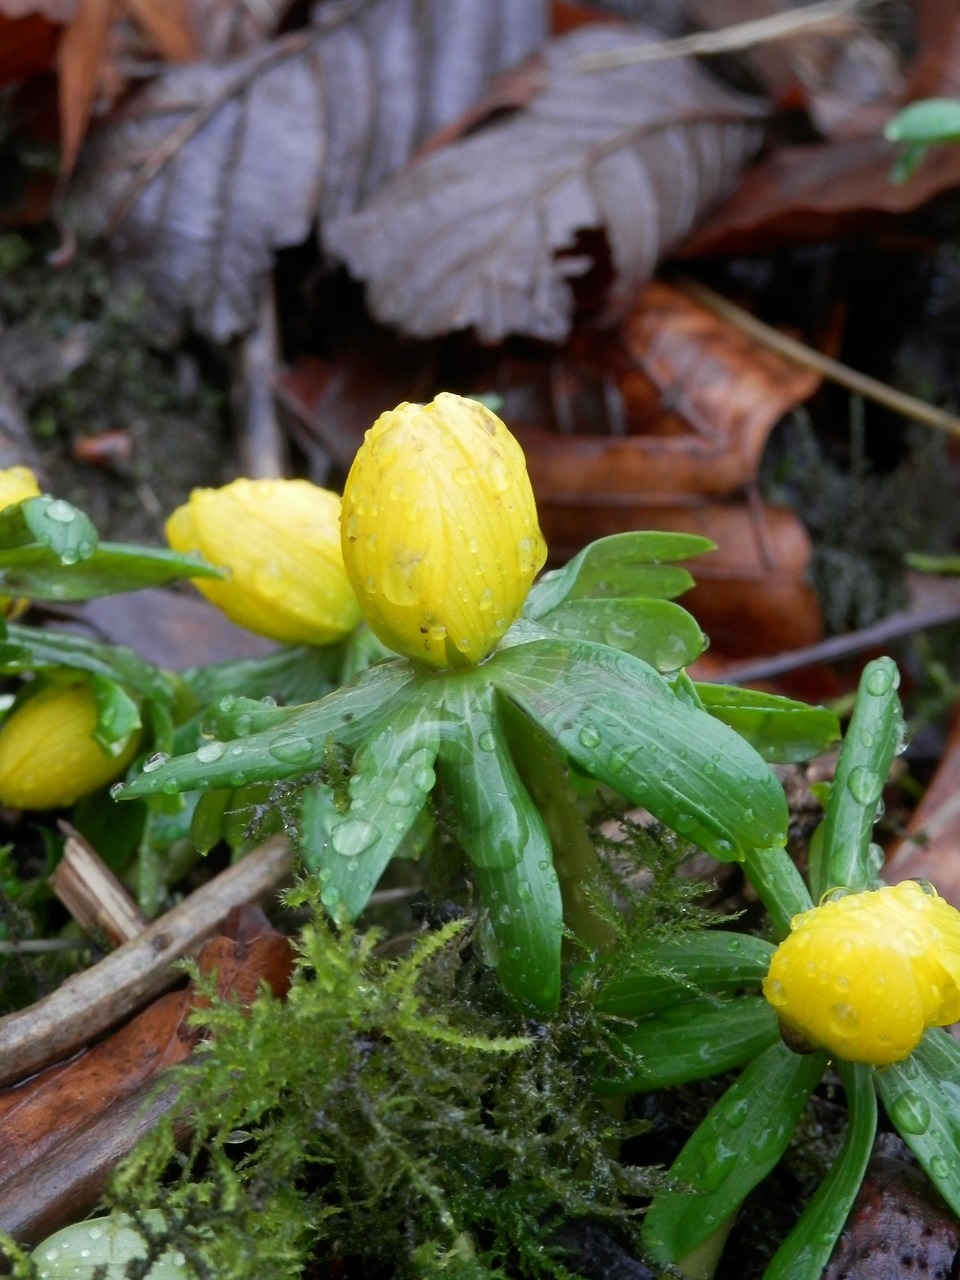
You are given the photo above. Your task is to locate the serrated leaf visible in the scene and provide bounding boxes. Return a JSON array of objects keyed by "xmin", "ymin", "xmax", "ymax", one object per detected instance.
[
  {"xmin": 695, "ymin": 683, "xmax": 841, "ymax": 764},
  {"xmin": 596, "ymin": 996, "xmax": 780, "ymax": 1094},
  {"xmin": 0, "ymin": 543, "xmax": 221, "ymax": 602},
  {"xmin": 69, "ymin": 0, "xmax": 547, "ymax": 341},
  {"xmin": 492, "ymin": 639, "xmax": 788, "ymax": 860},
  {"xmin": 540, "ymin": 597, "xmax": 705, "ymax": 671},
  {"xmin": 525, "ymin": 531, "xmax": 713, "ymax": 619},
  {"xmin": 326, "ymin": 26, "xmax": 766, "ymax": 342},
  {"xmin": 642, "ymin": 1042, "xmax": 827, "ymax": 1264}
]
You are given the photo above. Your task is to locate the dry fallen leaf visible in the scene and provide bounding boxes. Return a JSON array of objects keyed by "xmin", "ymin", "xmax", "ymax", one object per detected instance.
[
  {"xmin": 325, "ymin": 25, "xmax": 767, "ymax": 343},
  {"xmin": 69, "ymin": 0, "xmax": 549, "ymax": 340}
]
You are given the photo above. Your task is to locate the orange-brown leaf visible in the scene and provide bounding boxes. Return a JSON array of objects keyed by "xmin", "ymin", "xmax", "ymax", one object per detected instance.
[{"xmin": 56, "ymin": 0, "xmax": 115, "ymax": 183}]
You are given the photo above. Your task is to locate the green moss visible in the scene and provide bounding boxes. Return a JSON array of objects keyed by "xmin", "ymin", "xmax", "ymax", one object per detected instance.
[{"xmin": 107, "ymin": 889, "xmax": 660, "ymax": 1279}]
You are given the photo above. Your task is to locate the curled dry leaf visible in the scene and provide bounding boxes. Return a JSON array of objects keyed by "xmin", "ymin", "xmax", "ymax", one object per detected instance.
[
  {"xmin": 324, "ymin": 25, "xmax": 768, "ymax": 343},
  {"xmin": 69, "ymin": 0, "xmax": 548, "ymax": 341}
]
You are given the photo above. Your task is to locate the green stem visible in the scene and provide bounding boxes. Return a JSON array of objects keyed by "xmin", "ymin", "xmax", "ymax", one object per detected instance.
[{"xmin": 740, "ymin": 845, "xmax": 812, "ymax": 941}]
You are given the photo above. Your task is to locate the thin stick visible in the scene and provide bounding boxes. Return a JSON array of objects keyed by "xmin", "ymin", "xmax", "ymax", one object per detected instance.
[
  {"xmin": 0, "ymin": 835, "xmax": 291, "ymax": 1089},
  {"xmin": 674, "ymin": 276, "xmax": 960, "ymax": 442},
  {"xmin": 578, "ymin": 0, "xmax": 879, "ymax": 70}
]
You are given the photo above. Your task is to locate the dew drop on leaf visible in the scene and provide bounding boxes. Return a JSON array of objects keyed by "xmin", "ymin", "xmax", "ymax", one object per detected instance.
[
  {"xmin": 331, "ymin": 820, "xmax": 379, "ymax": 857},
  {"xmin": 578, "ymin": 724, "xmax": 601, "ymax": 750},
  {"xmin": 196, "ymin": 740, "xmax": 227, "ymax": 763},
  {"xmin": 889, "ymin": 1090, "xmax": 931, "ymax": 1135},
  {"xmin": 143, "ymin": 751, "xmax": 170, "ymax": 773},
  {"xmin": 45, "ymin": 499, "xmax": 76, "ymax": 523},
  {"xmin": 847, "ymin": 765, "xmax": 883, "ymax": 806},
  {"xmin": 268, "ymin": 736, "xmax": 313, "ymax": 764}
]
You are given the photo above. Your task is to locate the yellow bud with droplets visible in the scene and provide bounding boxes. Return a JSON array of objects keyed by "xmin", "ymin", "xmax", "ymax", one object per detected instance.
[
  {"xmin": 0, "ymin": 467, "xmax": 40, "ymax": 512},
  {"xmin": 340, "ymin": 393, "xmax": 547, "ymax": 669},
  {"xmin": 0, "ymin": 681, "xmax": 141, "ymax": 810},
  {"xmin": 762, "ymin": 880, "xmax": 960, "ymax": 1065},
  {"xmin": 166, "ymin": 478, "xmax": 361, "ymax": 647}
]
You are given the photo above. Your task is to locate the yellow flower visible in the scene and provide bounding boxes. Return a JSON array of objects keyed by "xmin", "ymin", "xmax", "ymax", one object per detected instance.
[
  {"xmin": 0, "ymin": 681, "xmax": 141, "ymax": 810},
  {"xmin": 340, "ymin": 393, "xmax": 547, "ymax": 668},
  {"xmin": 0, "ymin": 467, "xmax": 40, "ymax": 512},
  {"xmin": 166, "ymin": 479, "xmax": 361, "ymax": 646},
  {"xmin": 763, "ymin": 880, "xmax": 960, "ymax": 1065}
]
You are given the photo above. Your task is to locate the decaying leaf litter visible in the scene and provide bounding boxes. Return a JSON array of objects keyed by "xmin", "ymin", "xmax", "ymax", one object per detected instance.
[{"xmin": 3, "ymin": 1, "xmax": 960, "ymax": 1277}]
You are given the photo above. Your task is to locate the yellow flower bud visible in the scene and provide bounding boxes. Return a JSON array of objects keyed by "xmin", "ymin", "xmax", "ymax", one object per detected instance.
[
  {"xmin": 340, "ymin": 393, "xmax": 547, "ymax": 669},
  {"xmin": 0, "ymin": 682, "xmax": 141, "ymax": 810},
  {"xmin": 166, "ymin": 479, "xmax": 361, "ymax": 646},
  {"xmin": 763, "ymin": 880, "xmax": 960, "ymax": 1065},
  {"xmin": 0, "ymin": 467, "xmax": 40, "ymax": 512}
]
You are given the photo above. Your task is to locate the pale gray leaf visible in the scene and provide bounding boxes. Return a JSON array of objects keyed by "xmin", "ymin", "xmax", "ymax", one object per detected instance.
[
  {"xmin": 68, "ymin": 0, "xmax": 548, "ymax": 342},
  {"xmin": 325, "ymin": 26, "xmax": 767, "ymax": 342}
]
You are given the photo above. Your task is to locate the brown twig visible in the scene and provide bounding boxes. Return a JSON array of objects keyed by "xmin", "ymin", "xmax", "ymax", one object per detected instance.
[
  {"xmin": 674, "ymin": 276, "xmax": 960, "ymax": 442},
  {"xmin": 51, "ymin": 823, "xmax": 147, "ymax": 946},
  {"xmin": 0, "ymin": 836, "xmax": 291, "ymax": 1089}
]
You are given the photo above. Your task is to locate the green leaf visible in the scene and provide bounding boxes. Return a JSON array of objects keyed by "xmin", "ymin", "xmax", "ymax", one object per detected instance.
[
  {"xmin": 524, "ymin": 531, "xmax": 712, "ymax": 618},
  {"xmin": 303, "ymin": 696, "xmax": 442, "ymax": 919},
  {"xmin": 885, "ymin": 97, "xmax": 960, "ymax": 145},
  {"xmin": 876, "ymin": 1031, "xmax": 960, "ymax": 1217},
  {"xmin": 469, "ymin": 808, "xmax": 564, "ymax": 1017},
  {"xmin": 739, "ymin": 844, "xmax": 813, "ymax": 940},
  {"xmin": 540, "ymin": 597, "xmax": 705, "ymax": 671},
  {"xmin": 119, "ymin": 660, "xmax": 418, "ymax": 800},
  {"xmin": 595, "ymin": 996, "xmax": 780, "ymax": 1093},
  {"xmin": 438, "ymin": 681, "xmax": 563, "ymax": 1014},
  {"xmin": 0, "ymin": 543, "xmax": 221, "ymax": 601},
  {"xmin": 695, "ymin": 684, "xmax": 841, "ymax": 764},
  {"xmin": 766, "ymin": 1060, "xmax": 876, "ymax": 1278},
  {"xmin": 815, "ymin": 656, "xmax": 903, "ymax": 899},
  {"xmin": 590, "ymin": 931, "xmax": 775, "ymax": 1018},
  {"xmin": 0, "ymin": 494, "xmax": 97, "ymax": 562},
  {"xmin": 90, "ymin": 674, "xmax": 142, "ymax": 751},
  {"xmin": 642, "ymin": 1041, "xmax": 827, "ymax": 1263},
  {"xmin": 30, "ymin": 1210, "xmax": 198, "ymax": 1278},
  {"xmin": 492, "ymin": 639, "xmax": 788, "ymax": 860},
  {"xmin": 184, "ymin": 644, "xmax": 342, "ymax": 709}
]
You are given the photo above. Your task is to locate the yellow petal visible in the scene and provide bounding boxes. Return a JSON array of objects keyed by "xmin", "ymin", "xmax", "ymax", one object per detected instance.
[
  {"xmin": 0, "ymin": 682, "xmax": 140, "ymax": 810},
  {"xmin": 763, "ymin": 881, "xmax": 960, "ymax": 1065},
  {"xmin": 0, "ymin": 467, "xmax": 40, "ymax": 512},
  {"xmin": 166, "ymin": 478, "xmax": 361, "ymax": 646},
  {"xmin": 340, "ymin": 393, "xmax": 546, "ymax": 668}
]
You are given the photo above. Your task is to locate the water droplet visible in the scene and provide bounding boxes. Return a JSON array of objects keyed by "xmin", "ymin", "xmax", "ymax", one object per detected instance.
[
  {"xmin": 234, "ymin": 714, "xmax": 253, "ymax": 737},
  {"xmin": 578, "ymin": 724, "xmax": 601, "ymax": 750},
  {"xmin": 218, "ymin": 695, "xmax": 236, "ymax": 713},
  {"xmin": 890, "ymin": 1090, "xmax": 931, "ymax": 1135},
  {"xmin": 87, "ymin": 1228, "xmax": 103, "ymax": 1240},
  {"xmin": 722, "ymin": 1096, "xmax": 750, "ymax": 1129},
  {"xmin": 161, "ymin": 778, "xmax": 180, "ymax": 795},
  {"xmin": 697, "ymin": 1141, "xmax": 738, "ymax": 1190},
  {"xmin": 454, "ymin": 466, "xmax": 479, "ymax": 486},
  {"xmin": 413, "ymin": 765, "xmax": 436, "ymax": 792},
  {"xmin": 726, "ymin": 937, "xmax": 741, "ymax": 952},
  {"xmin": 260, "ymin": 694, "xmax": 277, "ymax": 707},
  {"xmin": 765, "ymin": 978, "xmax": 787, "ymax": 1008},
  {"xmin": 268, "ymin": 735, "xmax": 314, "ymax": 764},
  {"xmin": 865, "ymin": 665, "xmax": 897, "ymax": 696},
  {"xmin": 331, "ymin": 819, "xmax": 379, "ymax": 857},
  {"xmin": 847, "ymin": 766, "xmax": 883, "ymax": 806},
  {"xmin": 196, "ymin": 740, "xmax": 227, "ymax": 763},
  {"xmin": 478, "ymin": 730, "xmax": 497, "ymax": 752},
  {"xmin": 827, "ymin": 1002, "xmax": 860, "ymax": 1039},
  {"xmin": 110, "ymin": 782, "xmax": 124, "ymax": 798},
  {"xmin": 45, "ymin": 499, "xmax": 75, "ymax": 523},
  {"xmin": 228, "ymin": 771, "xmax": 247, "ymax": 787},
  {"xmin": 143, "ymin": 751, "xmax": 170, "ymax": 773},
  {"xmin": 929, "ymin": 1154, "xmax": 950, "ymax": 1180},
  {"xmin": 386, "ymin": 784, "xmax": 412, "ymax": 807},
  {"xmin": 516, "ymin": 882, "xmax": 533, "ymax": 904},
  {"xmin": 897, "ymin": 927, "xmax": 925, "ymax": 957},
  {"xmin": 703, "ymin": 760, "xmax": 717, "ymax": 776},
  {"xmin": 44, "ymin": 1248, "xmax": 60, "ymax": 1262},
  {"xmin": 489, "ymin": 458, "xmax": 510, "ymax": 493}
]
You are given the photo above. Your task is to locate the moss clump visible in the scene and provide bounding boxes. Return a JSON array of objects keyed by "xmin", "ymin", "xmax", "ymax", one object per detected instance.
[{"xmin": 106, "ymin": 888, "xmax": 657, "ymax": 1280}]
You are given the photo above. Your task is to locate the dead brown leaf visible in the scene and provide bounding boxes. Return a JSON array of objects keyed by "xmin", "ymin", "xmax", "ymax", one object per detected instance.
[
  {"xmin": 325, "ymin": 25, "xmax": 767, "ymax": 342},
  {"xmin": 0, "ymin": 0, "xmax": 76, "ymax": 17},
  {"xmin": 123, "ymin": 0, "xmax": 198, "ymax": 63},
  {"xmin": 69, "ymin": 0, "xmax": 549, "ymax": 340},
  {"xmin": 57, "ymin": 0, "xmax": 116, "ymax": 184},
  {"xmin": 0, "ymin": 905, "xmax": 294, "ymax": 1245}
]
